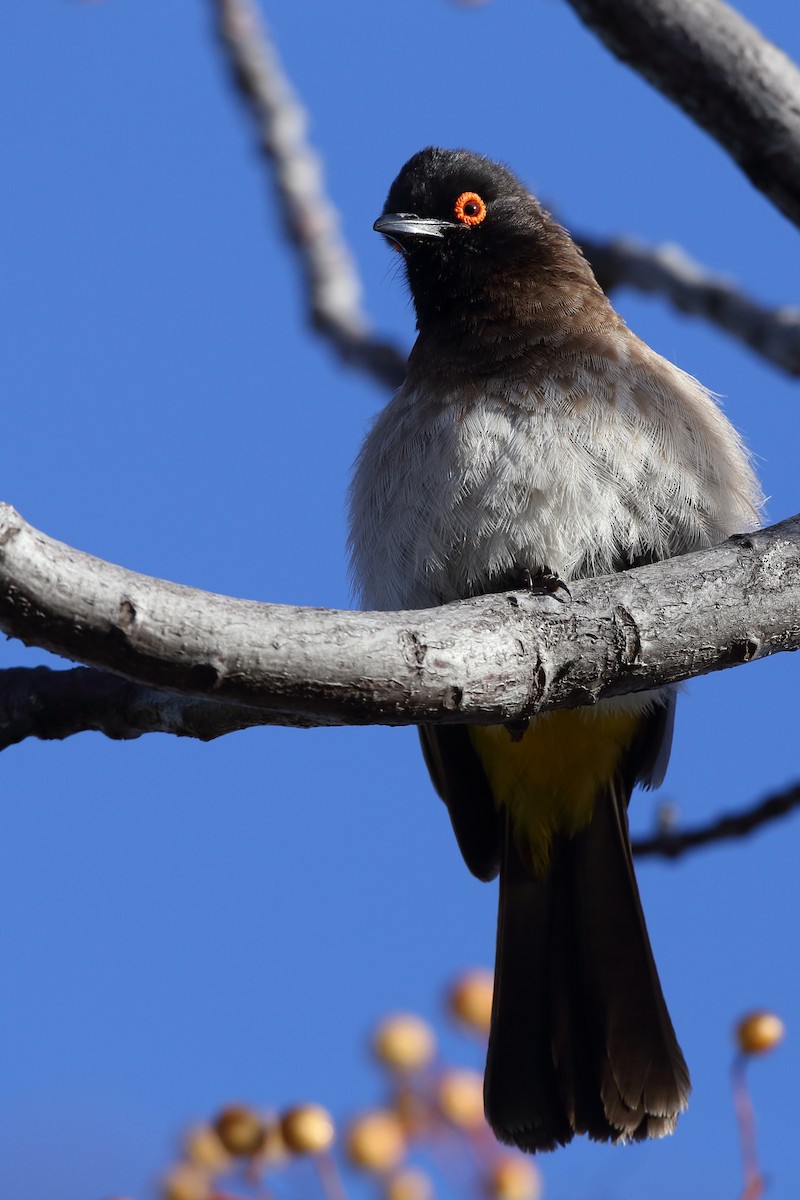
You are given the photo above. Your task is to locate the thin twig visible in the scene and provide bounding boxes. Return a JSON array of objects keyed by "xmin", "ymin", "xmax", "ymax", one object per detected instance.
[
  {"xmin": 213, "ymin": 0, "xmax": 406, "ymax": 389},
  {"xmin": 578, "ymin": 233, "xmax": 800, "ymax": 377},
  {"xmin": 314, "ymin": 1153, "xmax": 349, "ymax": 1200},
  {"xmin": 631, "ymin": 781, "xmax": 800, "ymax": 859},
  {"xmin": 731, "ymin": 1056, "xmax": 765, "ymax": 1200}
]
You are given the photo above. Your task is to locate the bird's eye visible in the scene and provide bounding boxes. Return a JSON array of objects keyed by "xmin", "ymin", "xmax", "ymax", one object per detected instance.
[{"xmin": 454, "ymin": 191, "xmax": 487, "ymax": 227}]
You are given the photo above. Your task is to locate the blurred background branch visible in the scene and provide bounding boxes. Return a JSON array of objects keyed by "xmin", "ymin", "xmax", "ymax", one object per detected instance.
[
  {"xmin": 565, "ymin": 0, "xmax": 800, "ymax": 230},
  {"xmin": 579, "ymin": 234, "xmax": 800, "ymax": 376},
  {"xmin": 630, "ymin": 779, "xmax": 800, "ymax": 859},
  {"xmin": 213, "ymin": 0, "xmax": 800, "ymax": 392},
  {"xmin": 214, "ymin": 0, "xmax": 406, "ymax": 389}
]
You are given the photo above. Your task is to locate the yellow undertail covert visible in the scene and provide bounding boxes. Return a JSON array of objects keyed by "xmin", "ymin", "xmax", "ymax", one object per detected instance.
[{"xmin": 469, "ymin": 708, "xmax": 642, "ymax": 877}]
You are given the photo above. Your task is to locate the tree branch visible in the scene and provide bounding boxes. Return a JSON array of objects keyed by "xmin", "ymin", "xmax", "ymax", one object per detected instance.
[
  {"xmin": 565, "ymin": 0, "xmax": 800, "ymax": 230},
  {"xmin": 631, "ymin": 780, "xmax": 800, "ymax": 859},
  {"xmin": 578, "ymin": 233, "xmax": 800, "ymax": 376},
  {"xmin": 0, "ymin": 503, "xmax": 798, "ymax": 728},
  {"xmin": 0, "ymin": 666, "xmax": 266, "ymax": 750},
  {"xmin": 18, "ymin": 0, "xmax": 795, "ymax": 887},
  {"xmin": 213, "ymin": 0, "xmax": 406, "ymax": 389},
  {"xmin": 3, "ymin": 664, "xmax": 797, "ymax": 863},
  {"xmin": 213, "ymin": 0, "xmax": 800, "ymax": 387}
]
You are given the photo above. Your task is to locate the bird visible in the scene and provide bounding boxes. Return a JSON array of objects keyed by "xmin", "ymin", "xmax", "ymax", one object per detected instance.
[{"xmin": 347, "ymin": 147, "xmax": 762, "ymax": 1152}]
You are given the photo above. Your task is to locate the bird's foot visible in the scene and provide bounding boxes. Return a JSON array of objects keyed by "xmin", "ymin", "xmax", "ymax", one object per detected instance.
[{"xmin": 513, "ymin": 564, "xmax": 572, "ymax": 602}]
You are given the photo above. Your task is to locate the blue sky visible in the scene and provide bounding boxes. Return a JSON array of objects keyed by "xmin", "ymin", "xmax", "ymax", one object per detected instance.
[{"xmin": 2, "ymin": 2, "xmax": 800, "ymax": 1198}]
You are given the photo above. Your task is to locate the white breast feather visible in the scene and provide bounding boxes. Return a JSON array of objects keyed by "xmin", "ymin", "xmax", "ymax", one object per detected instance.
[{"xmin": 348, "ymin": 345, "xmax": 762, "ymax": 614}]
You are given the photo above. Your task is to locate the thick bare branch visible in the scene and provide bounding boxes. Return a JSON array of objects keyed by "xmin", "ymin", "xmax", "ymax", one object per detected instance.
[
  {"xmin": 578, "ymin": 234, "xmax": 800, "ymax": 376},
  {"xmin": 631, "ymin": 781, "xmax": 800, "ymax": 859},
  {"xmin": 0, "ymin": 503, "xmax": 799, "ymax": 728},
  {"xmin": 565, "ymin": 0, "xmax": 800, "ymax": 229},
  {"xmin": 213, "ymin": 0, "xmax": 405, "ymax": 389}
]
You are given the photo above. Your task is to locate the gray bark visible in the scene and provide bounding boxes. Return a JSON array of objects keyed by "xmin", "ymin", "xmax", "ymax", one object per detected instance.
[
  {"xmin": 1, "ymin": 503, "xmax": 798, "ymax": 732},
  {"xmin": 565, "ymin": 0, "xmax": 800, "ymax": 229}
]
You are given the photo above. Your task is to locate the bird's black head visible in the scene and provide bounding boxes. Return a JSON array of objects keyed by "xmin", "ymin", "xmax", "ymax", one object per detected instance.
[{"xmin": 375, "ymin": 148, "xmax": 583, "ymax": 331}]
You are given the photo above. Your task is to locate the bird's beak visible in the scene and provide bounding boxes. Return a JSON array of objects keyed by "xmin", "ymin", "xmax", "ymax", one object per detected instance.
[{"xmin": 373, "ymin": 213, "xmax": 450, "ymax": 242}]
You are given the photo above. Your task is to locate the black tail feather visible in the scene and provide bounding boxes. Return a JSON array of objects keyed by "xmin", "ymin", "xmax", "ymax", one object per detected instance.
[
  {"xmin": 484, "ymin": 820, "xmax": 572, "ymax": 1151},
  {"xmin": 484, "ymin": 782, "xmax": 690, "ymax": 1152}
]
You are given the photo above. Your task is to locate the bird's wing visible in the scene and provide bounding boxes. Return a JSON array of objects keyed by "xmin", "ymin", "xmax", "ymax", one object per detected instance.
[
  {"xmin": 418, "ymin": 725, "xmax": 502, "ymax": 882},
  {"xmin": 623, "ymin": 690, "xmax": 677, "ymax": 794}
]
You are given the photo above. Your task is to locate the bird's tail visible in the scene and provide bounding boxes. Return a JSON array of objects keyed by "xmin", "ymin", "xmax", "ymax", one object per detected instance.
[{"xmin": 483, "ymin": 779, "xmax": 691, "ymax": 1152}]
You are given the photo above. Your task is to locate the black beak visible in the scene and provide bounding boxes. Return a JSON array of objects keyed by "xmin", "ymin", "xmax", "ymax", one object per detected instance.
[{"xmin": 373, "ymin": 213, "xmax": 451, "ymax": 242}]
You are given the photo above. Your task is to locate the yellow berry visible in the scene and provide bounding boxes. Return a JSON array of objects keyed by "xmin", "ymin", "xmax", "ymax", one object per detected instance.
[
  {"xmin": 161, "ymin": 1163, "xmax": 212, "ymax": 1200},
  {"xmin": 735, "ymin": 1011, "xmax": 785, "ymax": 1056},
  {"xmin": 182, "ymin": 1124, "xmax": 231, "ymax": 1171},
  {"xmin": 213, "ymin": 1104, "xmax": 266, "ymax": 1157},
  {"xmin": 487, "ymin": 1156, "xmax": 542, "ymax": 1200},
  {"xmin": 448, "ymin": 970, "xmax": 494, "ymax": 1035},
  {"xmin": 383, "ymin": 1167, "xmax": 434, "ymax": 1200},
  {"xmin": 280, "ymin": 1104, "xmax": 336, "ymax": 1155},
  {"xmin": 373, "ymin": 1014, "xmax": 437, "ymax": 1071},
  {"xmin": 437, "ymin": 1068, "xmax": 485, "ymax": 1128},
  {"xmin": 346, "ymin": 1110, "xmax": 407, "ymax": 1173}
]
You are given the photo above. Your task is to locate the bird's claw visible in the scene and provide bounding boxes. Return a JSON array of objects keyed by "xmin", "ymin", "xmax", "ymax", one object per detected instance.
[{"xmin": 514, "ymin": 564, "xmax": 572, "ymax": 602}]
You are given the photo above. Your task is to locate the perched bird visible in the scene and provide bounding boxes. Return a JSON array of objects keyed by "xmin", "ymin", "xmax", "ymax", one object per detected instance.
[{"xmin": 348, "ymin": 148, "xmax": 762, "ymax": 1152}]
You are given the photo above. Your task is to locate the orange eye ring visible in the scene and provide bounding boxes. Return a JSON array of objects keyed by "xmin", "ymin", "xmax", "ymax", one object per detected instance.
[{"xmin": 454, "ymin": 191, "xmax": 487, "ymax": 227}]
